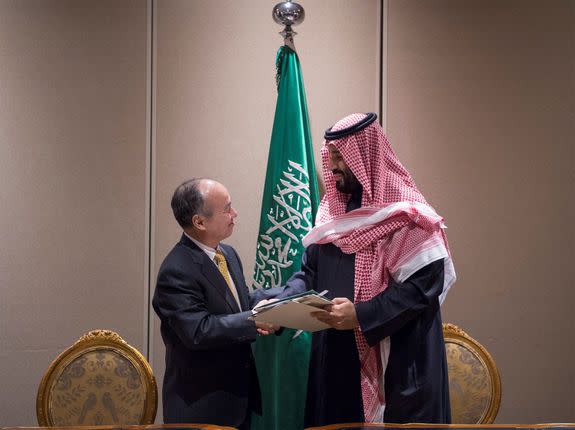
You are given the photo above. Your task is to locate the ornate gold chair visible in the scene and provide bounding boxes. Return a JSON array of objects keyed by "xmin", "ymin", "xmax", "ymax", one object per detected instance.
[
  {"xmin": 443, "ymin": 323, "xmax": 502, "ymax": 423},
  {"xmin": 36, "ymin": 329, "xmax": 157, "ymax": 426}
]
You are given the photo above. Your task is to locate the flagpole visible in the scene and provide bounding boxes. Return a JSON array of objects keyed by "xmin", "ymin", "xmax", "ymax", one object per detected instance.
[
  {"xmin": 251, "ymin": 3, "xmax": 318, "ymax": 429},
  {"xmin": 272, "ymin": 0, "xmax": 305, "ymax": 51}
]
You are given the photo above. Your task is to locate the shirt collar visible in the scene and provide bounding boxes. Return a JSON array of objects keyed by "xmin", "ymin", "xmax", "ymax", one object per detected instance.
[{"xmin": 184, "ymin": 232, "xmax": 219, "ymax": 261}]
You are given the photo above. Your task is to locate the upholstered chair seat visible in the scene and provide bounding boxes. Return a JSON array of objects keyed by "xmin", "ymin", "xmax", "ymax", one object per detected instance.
[
  {"xmin": 443, "ymin": 323, "xmax": 502, "ymax": 424},
  {"xmin": 37, "ymin": 329, "xmax": 157, "ymax": 426}
]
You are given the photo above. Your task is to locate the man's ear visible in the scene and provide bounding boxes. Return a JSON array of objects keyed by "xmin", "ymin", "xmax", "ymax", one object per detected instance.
[{"xmin": 191, "ymin": 214, "xmax": 206, "ymax": 231}]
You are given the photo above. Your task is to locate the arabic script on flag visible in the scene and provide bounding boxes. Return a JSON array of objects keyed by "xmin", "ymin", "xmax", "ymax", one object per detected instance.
[{"xmin": 253, "ymin": 160, "xmax": 313, "ymax": 289}]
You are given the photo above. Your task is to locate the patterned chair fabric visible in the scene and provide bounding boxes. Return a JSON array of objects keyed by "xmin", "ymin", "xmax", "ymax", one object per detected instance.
[
  {"xmin": 37, "ymin": 330, "xmax": 157, "ymax": 426},
  {"xmin": 443, "ymin": 323, "xmax": 502, "ymax": 424}
]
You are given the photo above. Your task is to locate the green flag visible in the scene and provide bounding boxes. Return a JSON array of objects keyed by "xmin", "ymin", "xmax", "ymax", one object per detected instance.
[{"xmin": 251, "ymin": 45, "xmax": 320, "ymax": 430}]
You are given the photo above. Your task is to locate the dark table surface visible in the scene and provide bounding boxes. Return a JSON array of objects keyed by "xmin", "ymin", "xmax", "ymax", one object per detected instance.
[{"xmin": 3, "ymin": 424, "xmax": 575, "ymax": 430}]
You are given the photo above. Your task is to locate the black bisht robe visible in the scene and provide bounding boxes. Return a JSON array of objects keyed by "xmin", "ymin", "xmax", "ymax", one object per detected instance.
[{"xmin": 281, "ymin": 193, "xmax": 451, "ymax": 426}]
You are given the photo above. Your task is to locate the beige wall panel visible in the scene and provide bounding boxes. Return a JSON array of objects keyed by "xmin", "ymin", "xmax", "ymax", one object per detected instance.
[
  {"xmin": 0, "ymin": 1, "xmax": 148, "ymax": 425},
  {"xmin": 152, "ymin": 0, "xmax": 379, "ymax": 421},
  {"xmin": 386, "ymin": 0, "xmax": 574, "ymax": 422}
]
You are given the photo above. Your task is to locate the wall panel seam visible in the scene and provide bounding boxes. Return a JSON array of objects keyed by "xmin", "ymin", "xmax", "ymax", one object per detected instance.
[
  {"xmin": 380, "ymin": 0, "xmax": 388, "ymax": 132},
  {"xmin": 144, "ymin": 0, "xmax": 157, "ymax": 362}
]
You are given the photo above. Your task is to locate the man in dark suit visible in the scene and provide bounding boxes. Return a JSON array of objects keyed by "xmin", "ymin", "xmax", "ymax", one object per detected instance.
[{"xmin": 153, "ymin": 178, "xmax": 280, "ymax": 429}]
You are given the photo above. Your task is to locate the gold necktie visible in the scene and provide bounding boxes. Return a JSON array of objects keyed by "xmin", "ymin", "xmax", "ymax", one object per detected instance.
[{"xmin": 214, "ymin": 250, "xmax": 239, "ymax": 306}]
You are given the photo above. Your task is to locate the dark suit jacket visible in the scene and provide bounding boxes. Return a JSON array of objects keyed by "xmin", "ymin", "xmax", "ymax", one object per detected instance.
[{"xmin": 152, "ymin": 234, "xmax": 279, "ymax": 427}]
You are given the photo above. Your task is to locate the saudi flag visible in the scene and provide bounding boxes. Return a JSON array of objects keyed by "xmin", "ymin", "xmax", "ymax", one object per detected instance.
[{"xmin": 251, "ymin": 45, "xmax": 320, "ymax": 430}]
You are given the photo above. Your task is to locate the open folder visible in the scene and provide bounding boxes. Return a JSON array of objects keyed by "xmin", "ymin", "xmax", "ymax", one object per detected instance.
[{"xmin": 249, "ymin": 290, "xmax": 333, "ymax": 332}]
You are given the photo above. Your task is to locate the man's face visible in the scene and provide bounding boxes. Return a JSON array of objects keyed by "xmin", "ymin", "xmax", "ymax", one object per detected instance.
[
  {"xmin": 198, "ymin": 182, "xmax": 237, "ymax": 243},
  {"xmin": 327, "ymin": 144, "xmax": 361, "ymax": 194}
]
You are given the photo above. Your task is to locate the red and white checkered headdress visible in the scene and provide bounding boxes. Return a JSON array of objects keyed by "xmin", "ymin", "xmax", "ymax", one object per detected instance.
[{"xmin": 318, "ymin": 112, "xmax": 428, "ymax": 223}]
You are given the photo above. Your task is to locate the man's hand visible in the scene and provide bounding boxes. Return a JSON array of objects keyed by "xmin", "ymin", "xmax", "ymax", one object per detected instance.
[
  {"xmin": 255, "ymin": 321, "xmax": 280, "ymax": 335},
  {"xmin": 311, "ymin": 297, "xmax": 359, "ymax": 330}
]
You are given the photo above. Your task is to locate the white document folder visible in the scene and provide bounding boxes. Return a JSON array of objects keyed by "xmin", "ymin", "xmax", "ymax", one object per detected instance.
[{"xmin": 249, "ymin": 291, "xmax": 332, "ymax": 332}]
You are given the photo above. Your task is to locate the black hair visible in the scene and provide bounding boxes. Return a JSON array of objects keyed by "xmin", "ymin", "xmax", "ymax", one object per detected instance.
[{"xmin": 170, "ymin": 178, "xmax": 211, "ymax": 228}]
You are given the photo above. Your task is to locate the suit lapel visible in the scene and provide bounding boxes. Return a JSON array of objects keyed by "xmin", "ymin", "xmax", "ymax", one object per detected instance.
[
  {"xmin": 201, "ymin": 258, "xmax": 241, "ymax": 313},
  {"xmin": 179, "ymin": 234, "xmax": 240, "ymax": 313}
]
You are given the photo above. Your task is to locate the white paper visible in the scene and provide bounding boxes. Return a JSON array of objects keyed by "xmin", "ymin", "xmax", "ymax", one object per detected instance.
[{"xmin": 249, "ymin": 301, "xmax": 331, "ymax": 332}]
